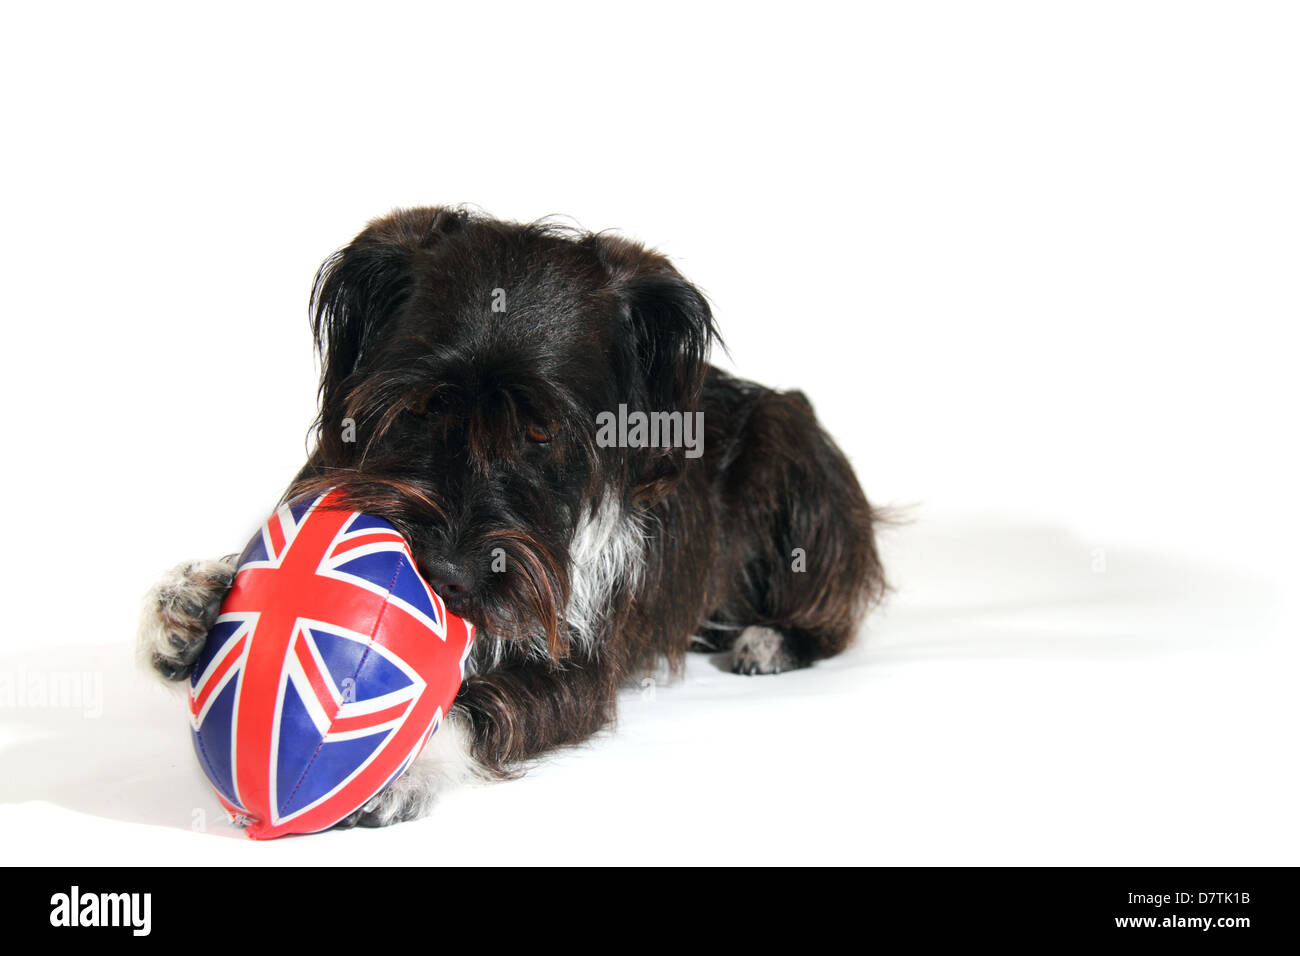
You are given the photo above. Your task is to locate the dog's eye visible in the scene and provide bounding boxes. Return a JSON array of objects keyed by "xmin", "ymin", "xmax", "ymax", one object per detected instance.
[
  {"xmin": 525, "ymin": 423, "xmax": 554, "ymax": 444},
  {"xmin": 405, "ymin": 387, "xmax": 434, "ymax": 416}
]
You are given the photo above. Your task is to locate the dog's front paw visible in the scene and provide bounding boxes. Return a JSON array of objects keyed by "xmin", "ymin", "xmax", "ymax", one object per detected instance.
[
  {"xmin": 333, "ymin": 712, "xmax": 484, "ymax": 830},
  {"xmin": 731, "ymin": 626, "xmax": 798, "ymax": 675},
  {"xmin": 335, "ymin": 778, "xmax": 431, "ymax": 830},
  {"xmin": 137, "ymin": 557, "xmax": 238, "ymax": 682}
]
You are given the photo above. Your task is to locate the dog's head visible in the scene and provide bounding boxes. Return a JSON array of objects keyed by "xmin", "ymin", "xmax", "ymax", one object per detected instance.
[{"xmin": 287, "ymin": 207, "xmax": 716, "ymax": 655}]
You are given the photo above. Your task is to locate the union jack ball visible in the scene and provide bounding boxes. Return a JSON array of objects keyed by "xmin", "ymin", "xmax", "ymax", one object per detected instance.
[{"xmin": 188, "ymin": 489, "xmax": 474, "ymax": 839}]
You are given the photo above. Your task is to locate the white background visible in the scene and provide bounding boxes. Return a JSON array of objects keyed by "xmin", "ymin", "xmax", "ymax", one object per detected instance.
[{"xmin": 1, "ymin": 2, "xmax": 1295, "ymax": 864}]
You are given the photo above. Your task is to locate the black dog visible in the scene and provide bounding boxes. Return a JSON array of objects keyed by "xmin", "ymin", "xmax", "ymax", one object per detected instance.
[{"xmin": 139, "ymin": 207, "xmax": 886, "ymax": 826}]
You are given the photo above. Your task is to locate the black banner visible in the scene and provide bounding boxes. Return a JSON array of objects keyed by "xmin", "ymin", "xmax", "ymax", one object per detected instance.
[{"xmin": 4, "ymin": 866, "xmax": 1291, "ymax": 943}]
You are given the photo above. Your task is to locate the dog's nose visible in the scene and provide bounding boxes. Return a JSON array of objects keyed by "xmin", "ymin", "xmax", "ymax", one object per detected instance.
[{"xmin": 422, "ymin": 559, "xmax": 476, "ymax": 609}]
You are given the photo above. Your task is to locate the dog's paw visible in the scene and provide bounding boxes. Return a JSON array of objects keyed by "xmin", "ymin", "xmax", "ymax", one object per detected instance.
[
  {"xmin": 137, "ymin": 557, "xmax": 238, "ymax": 682},
  {"xmin": 334, "ymin": 782, "xmax": 429, "ymax": 830},
  {"xmin": 731, "ymin": 626, "xmax": 798, "ymax": 676},
  {"xmin": 333, "ymin": 712, "xmax": 484, "ymax": 830}
]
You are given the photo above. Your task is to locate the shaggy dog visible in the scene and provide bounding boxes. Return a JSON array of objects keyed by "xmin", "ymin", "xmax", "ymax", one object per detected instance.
[{"xmin": 139, "ymin": 207, "xmax": 885, "ymax": 827}]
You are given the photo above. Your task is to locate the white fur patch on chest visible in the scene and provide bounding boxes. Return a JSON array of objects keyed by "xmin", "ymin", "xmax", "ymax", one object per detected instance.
[{"xmin": 467, "ymin": 495, "xmax": 646, "ymax": 672}]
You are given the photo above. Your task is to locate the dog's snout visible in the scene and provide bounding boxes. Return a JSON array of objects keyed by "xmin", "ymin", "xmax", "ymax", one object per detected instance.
[{"xmin": 422, "ymin": 558, "xmax": 477, "ymax": 610}]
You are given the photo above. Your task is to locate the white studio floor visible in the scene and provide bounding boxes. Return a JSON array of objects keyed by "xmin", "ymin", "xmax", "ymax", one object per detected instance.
[
  {"xmin": 2, "ymin": 511, "xmax": 1293, "ymax": 866},
  {"xmin": 3, "ymin": 1, "xmax": 1298, "ymax": 870}
]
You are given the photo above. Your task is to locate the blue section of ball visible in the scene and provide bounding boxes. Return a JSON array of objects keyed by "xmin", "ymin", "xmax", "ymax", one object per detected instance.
[
  {"xmin": 192, "ymin": 675, "xmax": 242, "ymax": 811},
  {"xmin": 307, "ymin": 625, "xmax": 413, "ymax": 700}
]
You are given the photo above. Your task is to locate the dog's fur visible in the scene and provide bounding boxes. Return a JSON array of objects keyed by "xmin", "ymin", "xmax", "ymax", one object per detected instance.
[{"xmin": 139, "ymin": 207, "xmax": 885, "ymax": 828}]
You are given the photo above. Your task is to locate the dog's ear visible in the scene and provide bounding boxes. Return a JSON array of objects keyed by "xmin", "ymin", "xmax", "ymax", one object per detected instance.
[
  {"xmin": 594, "ymin": 235, "xmax": 719, "ymax": 501},
  {"xmin": 310, "ymin": 207, "xmax": 468, "ymax": 416},
  {"xmin": 596, "ymin": 235, "xmax": 718, "ymax": 413}
]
